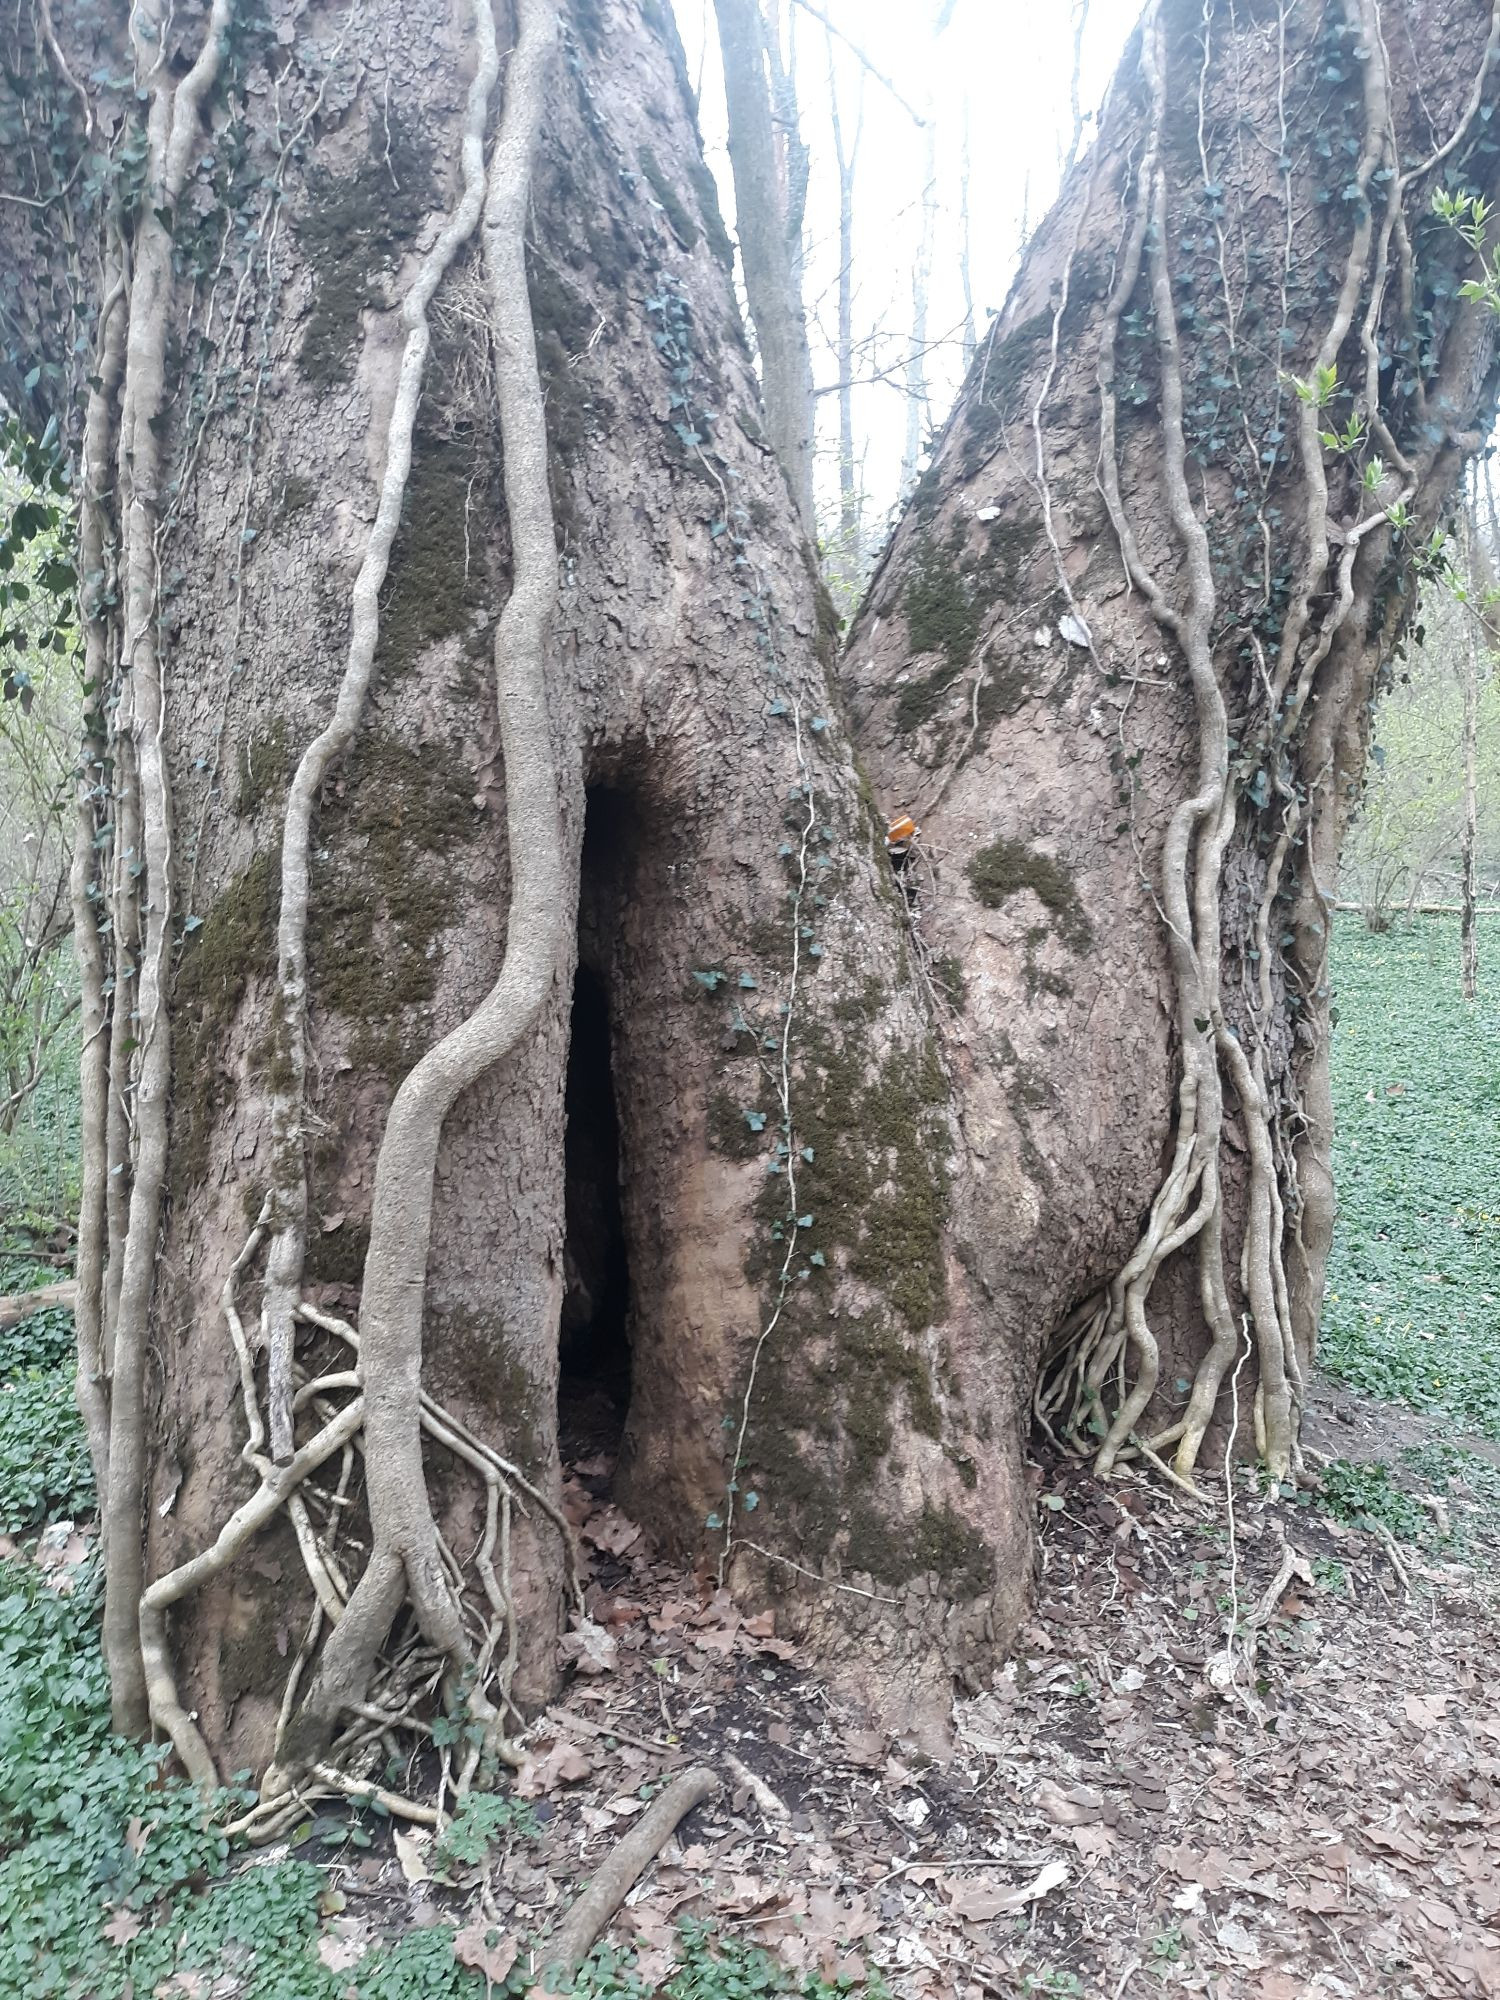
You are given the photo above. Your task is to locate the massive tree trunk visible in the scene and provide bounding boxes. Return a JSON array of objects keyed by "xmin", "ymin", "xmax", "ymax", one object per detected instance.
[
  {"xmin": 3, "ymin": 0, "xmax": 1497, "ymax": 1796},
  {"xmin": 0, "ymin": 0, "xmax": 1029, "ymax": 1781},
  {"xmin": 845, "ymin": 0, "xmax": 1500, "ymax": 1484}
]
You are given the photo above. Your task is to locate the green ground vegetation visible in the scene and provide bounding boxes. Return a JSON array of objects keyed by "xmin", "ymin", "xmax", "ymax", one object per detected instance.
[
  {"xmin": 1320, "ymin": 913, "xmax": 1500, "ymax": 1554},
  {"xmin": 1323, "ymin": 914, "xmax": 1500, "ymax": 1436},
  {"xmin": 0, "ymin": 1277, "xmax": 882, "ymax": 1996}
]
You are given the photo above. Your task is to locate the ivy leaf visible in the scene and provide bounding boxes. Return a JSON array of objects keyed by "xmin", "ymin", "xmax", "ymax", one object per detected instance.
[{"xmin": 743, "ymin": 1109, "xmax": 766, "ymax": 1133}]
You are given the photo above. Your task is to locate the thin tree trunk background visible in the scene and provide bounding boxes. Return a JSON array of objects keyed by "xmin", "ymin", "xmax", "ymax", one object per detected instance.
[
  {"xmin": 1461, "ymin": 501, "xmax": 1482, "ymax": 1001},
  {"xmin": 713, "ymin": 0, "xmax": 818, "ymax": 539}
]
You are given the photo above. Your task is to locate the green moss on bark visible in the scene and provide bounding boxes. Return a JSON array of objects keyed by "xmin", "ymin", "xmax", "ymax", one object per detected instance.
[
  {"xmin": 967, "ymin": 838, "xmax": 1093, "ymax": 952},
  {"xmin": 170, "ymin": 851, "xmax": 279, "ymax": 1200},
  {"xmin": 306, "ymin": 734, "xmax": 478, "ymax": 1077},
  {"xmin": 637, "ymin": 145, "xmax": 699, "ymax": 251},
  {"xmin": 295, "ymin": 123, "xmax": 434, "ymax": 387},
  {"xmin": 378, "ymin": 437, "xmax": 490, "ymax": 679}
]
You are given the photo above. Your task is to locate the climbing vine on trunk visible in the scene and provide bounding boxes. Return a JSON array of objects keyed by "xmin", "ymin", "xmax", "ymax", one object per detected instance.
[{"xmin": 846, "ymin": 0, "xmax": 1500, "ymax": 1495}]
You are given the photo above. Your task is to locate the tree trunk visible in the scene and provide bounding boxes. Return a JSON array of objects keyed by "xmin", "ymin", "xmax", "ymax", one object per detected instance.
[
  {"xmin": 712, "ymin": 0, "xmax": 818, "ymax": 540},
  {"xmin": 4, "ymin": 0, "xmax": 1499, "ymax": 1792},
  {"xmin": 900, "ymin": 121, "xmax": 937, "ymax": 501},
  {"xmin": 2, "ymin": 0, "xmax": 1031, "ymax": 1777},
  {"xmin": 826, "ymin": 47, "xmax": 862, "ymax": 598},
  {"xmin": 1461, "ymin": 500, "xmax": 1482, "ymax": 1001},
  {"xmin": 844, "ymin": 0, "xmax": 1500, "ymax": 1484}
]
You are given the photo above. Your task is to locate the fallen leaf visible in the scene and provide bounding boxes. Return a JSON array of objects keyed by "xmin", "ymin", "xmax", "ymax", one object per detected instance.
[
  {"xmin": 515, "ymin": 1739, "xmax": 592, "ymax": 1797},
  {"xmin": 104, "ymin": 1907, "xmax": 143, "ymax": 1947},
  {"xmin": 393, "ymin": 1828, "xmax": 432, "ymax": 1884},
  {"xmin": 581, "ymin": 1506, "xmax": 642, "ymax": 1557},
  {"xmin": 454, "ymin": 1918, "xmax": 518, "ymax": 1984},
  {"xmin": 838, "ymin": 1728, "xmax": 885, "ymax": 1768},
  {"xmin": 945, "ymin": 1859, "xmax": 1069, "ymax": 1921},
  {"xmin": 1036, "ymin": 1777, "xmax": 1104, "ymax": 1825},
  {"xmin": 316, "ymin": 1935, "xmax": 365, "ymax": 1973},
  {"xmin": 559, "ymin": 1619, "xmax": 618, "ymax": 1675}
]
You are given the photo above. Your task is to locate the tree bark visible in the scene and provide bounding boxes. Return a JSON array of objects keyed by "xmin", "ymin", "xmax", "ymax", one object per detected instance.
[
  {"xmin": 4, "ymin": 0, "xmax": 1499, "ymax": 1789},
  {"xmin": 1460, "ymin": 500, "xmax": 1482, "ymax": 1001},
  {"xmin": 2, "ymin": 0, "xmax": 1031, "ymax": 1775},
  {"xmin": 844, "ymin": 0, "xmax": 1500, "ymax": 1482}
]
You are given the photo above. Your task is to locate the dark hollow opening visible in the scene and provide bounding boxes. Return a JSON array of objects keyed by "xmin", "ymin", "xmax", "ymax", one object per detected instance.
[{"xmin": 557, "ymin": 801, "xmax": 632, "ymax": 1467}]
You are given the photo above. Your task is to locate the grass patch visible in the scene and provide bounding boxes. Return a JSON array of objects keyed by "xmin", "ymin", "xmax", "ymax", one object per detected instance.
[{"xmin": 1322, "ymin": 915, "xmax": 1500, "ymax": 1438}]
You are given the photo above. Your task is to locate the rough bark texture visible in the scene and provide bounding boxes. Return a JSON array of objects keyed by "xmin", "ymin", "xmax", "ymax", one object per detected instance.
[
  {"xmin": 2, "ymin": 0, "xmax": 1030, "ymax": 1773},
  {"xmin": 844, "ymin": 0, "xmax": 1500, "ymax": 1469}
]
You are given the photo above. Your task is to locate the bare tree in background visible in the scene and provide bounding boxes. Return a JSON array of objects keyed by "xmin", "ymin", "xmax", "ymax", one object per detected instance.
[{"xmin": 713, "ymin": 0, "xmax": 818, "ymax": 536}]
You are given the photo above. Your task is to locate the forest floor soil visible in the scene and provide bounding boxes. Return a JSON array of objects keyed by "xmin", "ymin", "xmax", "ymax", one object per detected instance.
[{"xmin": 240, "ymin": 1402, "xmax": 1500, "ymax": 2000}]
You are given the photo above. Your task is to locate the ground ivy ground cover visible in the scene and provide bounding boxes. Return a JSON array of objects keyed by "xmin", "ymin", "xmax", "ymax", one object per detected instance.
[
  {"xmin": 0, "ymin": 1278, "xmax": 870, "ymax": 1998},
  {"xmin": 1323, "ymin": 914, "xmax": 1500, "ymax": 1437}
]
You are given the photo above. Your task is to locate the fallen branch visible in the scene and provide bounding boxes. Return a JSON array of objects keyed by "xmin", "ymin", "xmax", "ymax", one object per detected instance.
[
  {"xmin": 0, "ymin": 1281, "xmax": 78, "ymax": 1330},
  {"xmin": 538, "ymin": 1765, "xmax": 719, "ymax": 1981}
]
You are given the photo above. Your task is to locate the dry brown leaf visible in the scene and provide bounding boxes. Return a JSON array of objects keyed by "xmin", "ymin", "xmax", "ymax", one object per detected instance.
[
  {"xmin": 838, "ymin": 1728, "xmax": 885, "ymax": 1768},
  {"xmin": 1036, "ymin": 1777, "xmax": 1104, "ymax": 1825},
  {"xmin": 316, "ymin": 1935, "xmax": 365, "ymax": 1974},
  {"xmin": 559, "ymin": 1619, "xmax": 618, "ymax": 1675},
  {"xmin": 103, "ymin": 1907, "xmax": 143, "ymax": 1947},
  {"xmin": 1066, "ymin": 1823, "xmax": 1119, "ymax": 1863},
  {"xmin": 581, "ymin": 1506, "xmax": 642, "ymax": 1557},
  {"xmin": 515, "ymin": 1739, "xmax": 593, "ymax": 1797},
  {"xmin": 393, "ymin": 1829, "xmax": 433, "ymax": 1884},
  {"xmin": 454, "ymin": 1919, "xmax": 518, "ymax": 1985},
  {"xmin": 945, "ymin": 1859, "xmax": 1069, "ymax": 1921}
]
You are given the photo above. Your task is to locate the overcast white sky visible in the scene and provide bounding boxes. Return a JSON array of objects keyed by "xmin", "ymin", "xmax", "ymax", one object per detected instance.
[{"xmin": 672, "ymin": 0, "xmax": 1145, "ymax": 546}]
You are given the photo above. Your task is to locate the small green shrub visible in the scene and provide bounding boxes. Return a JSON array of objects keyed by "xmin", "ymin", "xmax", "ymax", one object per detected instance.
[{"xmin": 434, "ymin": 1788, "xmax": 539, "ymax": 1870}]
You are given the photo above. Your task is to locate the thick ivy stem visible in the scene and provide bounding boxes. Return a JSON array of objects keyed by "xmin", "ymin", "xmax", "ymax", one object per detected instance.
[
  {"xmin": 259, "ymin": 0, "xmax": 506, "ymax": 1463},
  {"xmin": 278, "ymin": 0, "xmax": 567, "ymax": 1777},
  {"xmin": 100, "ymin": 0, "xmax": 234, "ymax": 1737},
  {"xmin": 71, "ymin": 264, "xmax": 127, "ymax": 1502}
]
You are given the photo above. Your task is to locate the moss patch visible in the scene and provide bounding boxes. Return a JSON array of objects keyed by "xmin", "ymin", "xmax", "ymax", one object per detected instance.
[
  {"xmin": 426, "ymin": 1305, "xmax": 545, "ymax": 1470},
  {"xmin": 170, "ymin": 850, "xmax": 279, "ymax": 1200},
  {"xmin": 706, "ymin": 1092, "xmax": 770, "ymax": 1162},
  {"xmin": 967, "ymin": 838, "xmax": 1092, "ymax": 952},
  {"xmin": 234, "ymin": 718, "xmax": 294, "ymax": 818},
  {"xmin": 638, "ymin": 145, "xmax": 698, "ymax": 252},
  {"xmin": 378, "ymin": 436, "xmax": 490, "ymax": 678},
  {"xmin": 295, "ymin": 122, "xmax": 434, "ymax": 387},
  {"xmin": 959, "ymin": 310, "xmax": 1052, "ymax": 477},
  {"xmin": 735, "ymin": 1017, "xmax": 955, "ymax": 1554},
  {"xmin": 306, "ymin": 733, "xmax": 478, "ymax": 1077},
  {"xmin": 904, "ymin": 533, "xmax": 983, "ymax": 673}
]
